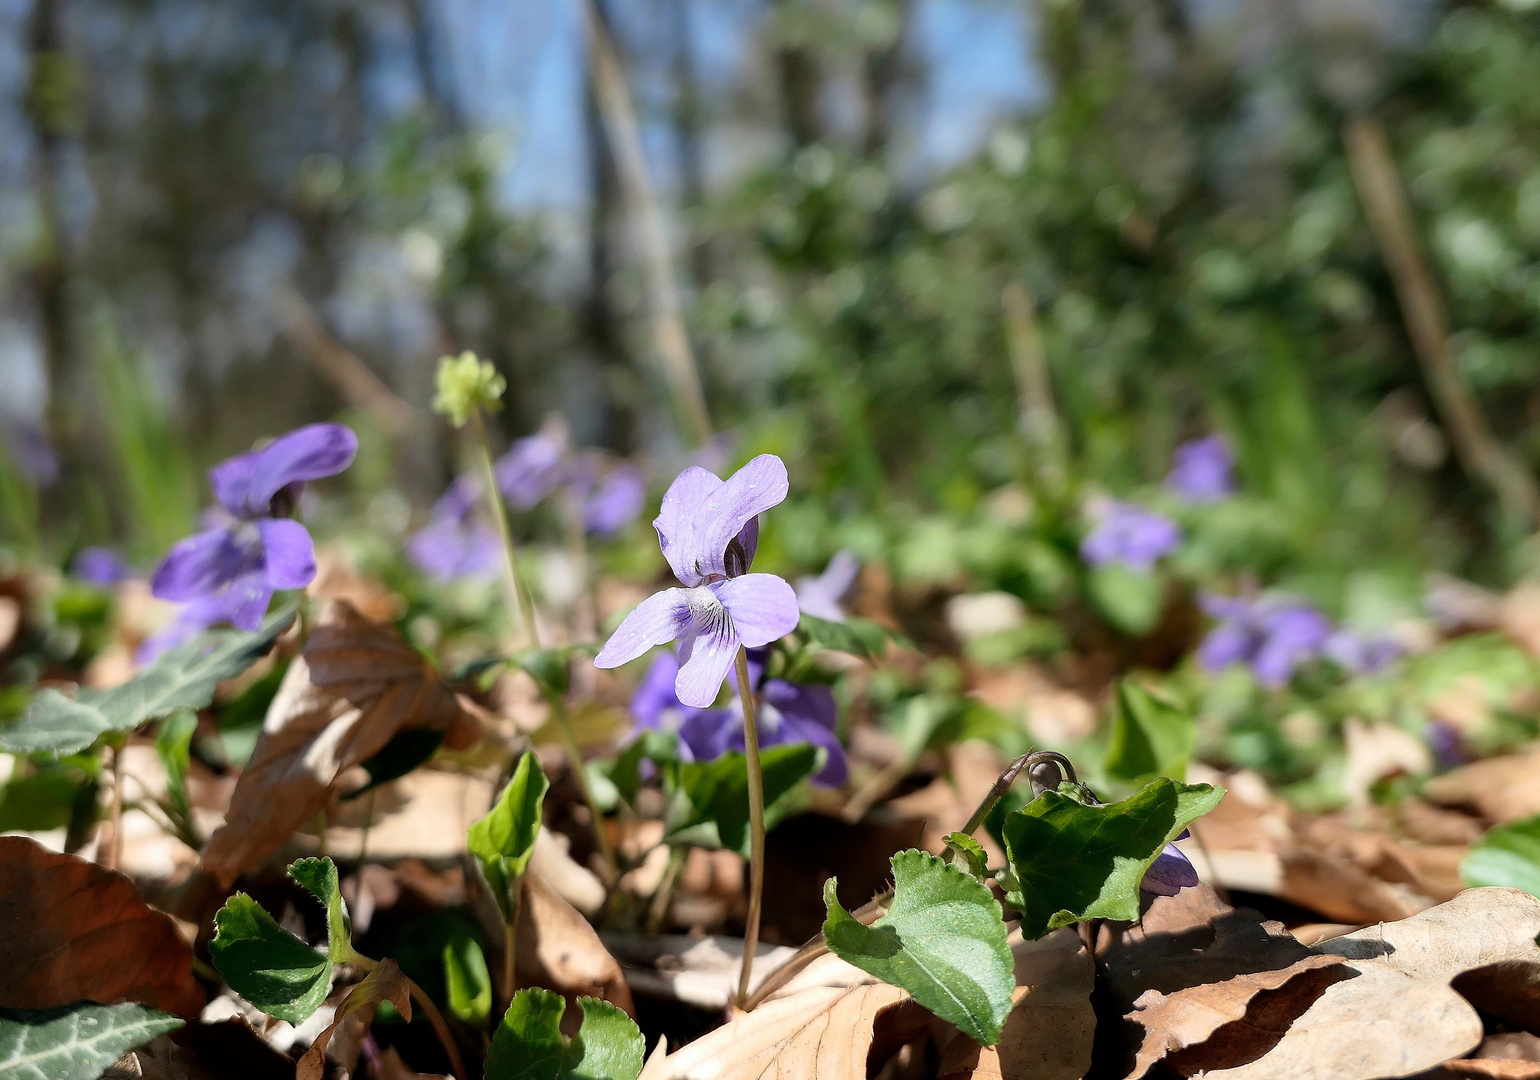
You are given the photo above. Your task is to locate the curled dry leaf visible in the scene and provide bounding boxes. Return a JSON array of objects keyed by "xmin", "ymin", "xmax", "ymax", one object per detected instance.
[
  {"xmin": 0, "ymin": 836, "xmax": 205, "ymax": 1018},
  {"xmin": 936, "ymin": 927, "xmax": 1095, "ymax": 1080},
  {"xmin": 202, "ymin": 600, "xmax": 477, "ymax": 885},
  {"xmin": 1425, "ymin": 745, "xmax": 1540, "ymax": 825},
  {"xmin": 518, "ymin": 870, "xmax": 635, "ymax": 1015},
  {"xmin": 296, "ymin": 959, "xmax": 410, "ymax": 1080}
]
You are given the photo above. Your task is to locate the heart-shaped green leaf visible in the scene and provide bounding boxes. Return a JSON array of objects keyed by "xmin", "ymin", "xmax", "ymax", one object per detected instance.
[
  {"xmin": 468, "ymin": 752, "xmax": 549, "ymax": 922},
  {"xmin": 943, "ymin": 832, "xmax": 990, "ymax": 882},
  {"xmin": 1085, "ymin": 563, "xmax": 1163, "ymax": 636},
  {"xmin": 207, "ymin": 892, "xmax": 331, "ymax": 1023},
  {"xmin": 0, "ymin": 1001, "xmax": 183, "ymax": 1080},
  {"xmin": 797, "ymin": 613, "xmax": 909, "ymax": 663},
  {"xmin": 1103, "ymin": 679, "xmax": 1195, "ymax": 783},
  {"xmin": 610, "ymin": 729, "xmax": 679, "ymax": 807},
  {"xmin": 288, "ymin": 857, "xmax": 353, "ymax": 964},
  {"xmin": 2, "ymin": 608, "xmax": 294, "ymax": 756},
  {"xmin": 823, "ymin": 849, "xmax": 1015, "ymax": 1046},
  {"xmin": 1001, "ymin": 778, "xmax": 1224, "ymax": 939},
  {"xmin": 1462, "ymin": 815, "xmax": 1540, "ymax": 896},
  {"xmin": 663, "ymin": 743, "xmax": 822, "ymax": 857},
  {"xmin": 484, "ymin": 988, "xmax": 643, "ymax": 1080}
]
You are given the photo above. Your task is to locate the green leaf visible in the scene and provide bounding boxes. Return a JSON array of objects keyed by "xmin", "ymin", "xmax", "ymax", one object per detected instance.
[
  {"xmin": 1001, "ymin": 778, "xmax": 1224, "ymax": 939},
  {"xmin": 0, "ymin": 763, "xmax": 91, "ymax": 833},
  {"xmin": 0, "ymin": 1002, "xmax": 183, "ymax": 1080},
  {"xmin": 1462, "ymin": 816, "xmax": 1540, "ymax": 896},
  {"xmin": 944, "ymin": 832, "xmax": 990, "ymax": 881},
  {"xmin": 663, "ymin": 743, "xmax": 822, "ymax": 857},
  {"xmin": 343, "ymin": 728, "xmax": 446, "ymax": 800},
  {"xmin": 484, "ymin": 988, "xmax": 643, "ymax": 1080},
  {"xmin": 207, "ymin": 893, "xmax": 331, "ymax": 1023},
  {"xmin": 823, "ymin": 850, "xmax": 1014, "ymax": 1046},
  {"xmin": 442, "ymin": 933, "xmax": 492, "ymax": 1025},
  {"xmin": 288, "ymin": 857, "xmax": 353, "ymax": 964},
  {"xmin": 1086, "ymin": 563, "xmax": 1163, "ymax": 636},
  {"xmin": 797, "ymin": 613, "xmax": 910, "ymax": 663},
  {"xmin": 1103, "ymin": 680, "xmax": 1195, "ymax": 783},
  {"xmin": 468, "ymin": 752, "xmax": 549, "ymax": 922},
  {"xmin": 1, "ymin": 608, "xmax": 294, "ymax": 755},
  {"xmin": 510, "ymin": 646, "xmax": 594, "ymax": 703},
  {"xmin": 155, "ymin": 710, "xmax": 198, "ymax": 826},
  {"xmin": 610, "ymin": 729, "xmax": 680, "ymax": 807}
]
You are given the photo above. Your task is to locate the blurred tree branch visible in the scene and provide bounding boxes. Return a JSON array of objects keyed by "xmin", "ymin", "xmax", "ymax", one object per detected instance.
[
  {"xmin": 1343, "ymin": 114, "xmax": 1540, "ymax": 527},
  {"xmin": 279, "ymin": 290, "xmax": 423, "ymax": 437}
]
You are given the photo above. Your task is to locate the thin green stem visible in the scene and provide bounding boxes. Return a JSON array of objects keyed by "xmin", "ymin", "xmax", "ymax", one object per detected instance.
[
  {"xmin": 469, "ymin": 408, "xmax": 537, "ymax": 647},
  {"xmin": 646, "ymin": 845, "xmax": 687, "ymax": 934},
  {"xmin": 502, "ymin": 874, "xmax": 522, "ymax": 1011},
  {"xmin": 733, "ymin": 645, "xmax": 768, "ymax": 1009},
  {"xmin": 551, "ymin": 698, "xmax": 618, "ymax": 884}
]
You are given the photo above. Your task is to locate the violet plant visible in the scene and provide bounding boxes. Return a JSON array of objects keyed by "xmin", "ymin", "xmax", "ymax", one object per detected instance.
[{"xmin": 595, "ymin": 451, "xmax": 799, "ymax": 1005}]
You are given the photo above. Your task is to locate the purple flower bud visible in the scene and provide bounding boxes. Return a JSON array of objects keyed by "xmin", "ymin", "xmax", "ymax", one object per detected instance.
[
  {"xmin": 1141, "ymin": 842, "xmax": 1200, "ymax": 897},
  {"xmin": 1166, "ymin": 436, "xmax": 1235, "ymax": 502},
  {"xmin": 1197, "ymin": 593, "xmax": 1332, "ymax": 688},
  {"xmin": 1080, "ymin": 502, "xmax": 1181, "ymax": 571}
]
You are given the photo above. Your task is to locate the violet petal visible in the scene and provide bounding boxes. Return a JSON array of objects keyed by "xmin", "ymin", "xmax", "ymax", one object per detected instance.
[
  {"xmin": 211, "ymin": 423, "xmax": 357, "ymax": 519},
  {"xmin": 675, "ymin": 614, "xmax": 740, "ymax": 708},
  {"xmin": 594, "ymin": 588, "xmax": 692, "ymax": 669},
  {"xmin": 258, "ymin": 518, "xmax": 317, "ymax": 590},
  {"xmin": 151, "ymin": 527, "xmax": 260, "ymax": 602},
  {"xmin": 713, "ymin": 573, "xmax": 799, "ymax": 648}
]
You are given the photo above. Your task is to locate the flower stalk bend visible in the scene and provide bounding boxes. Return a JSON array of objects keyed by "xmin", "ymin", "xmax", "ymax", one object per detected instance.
[{"xmin": 734, "ymin": 644, "xmax": 768, "ymax": 1009}]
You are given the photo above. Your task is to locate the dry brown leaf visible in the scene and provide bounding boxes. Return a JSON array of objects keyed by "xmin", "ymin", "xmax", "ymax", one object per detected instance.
[
  {"xmin": 636, "ymin": 981, "xmax": 912, "ymax": 1080},
  {"xmin": 1341, "ymin": 718, "xmax": 1431, "ymax": 807},
  {"xmin": 0, "ymin": 836, "xmax": 205, "ymax": 1017},
  {"xmin": 1425, "ymin": 745, "xmax": 1540, "ymax": 824},
  {"xmin": 1428, "ymin": 1063, "xmax": 1540, "ymax": 1080},
  {"xmin": 376, "ymin": 1046, "xmax": 449, "ymax": 1079},
  {"xmin": 202, "ymin": 600, "xmax": 476, "ymax": 884},
  {"xmin": 1317, "ymin": 887, "xmax": 1540, "ymax": 1032},
  {"xmin": 936, "ymin": 928, "xmax": 1095, "ymax": 1080},
  {"xmin": 297, "ymin": 959, "xmax": 411, "ymax": 1080},
  {"xmin": 308, "ymin": 543, "xmax": 405, "ymax": 622},
  {"xmin": 968, "ymin": 663, "xmax": 1096, "ymax": 746},
  {"xmin": 518, "ymin": 870, "xmax": 635, "ymax": 1014}
]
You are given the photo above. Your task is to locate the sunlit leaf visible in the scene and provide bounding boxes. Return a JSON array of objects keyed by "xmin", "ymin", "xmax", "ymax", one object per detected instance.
[
  {"xmin": 797, "ymin": 613, "xmax": 909, "ymax": 663},
  {"xmin": 1462, "ymin": 815, "xmax": 1540, "ymax": 896},
  {"xmin": 484, "ymin": 988, "xmax": 643, "ymax": 1080},
  {"xmin": 0, "ymin": 1002, "xmax": 182, "ymax": 1080},
  {"xmin": 207, "ymin": 893, "xmax": 330, "ymax": 1023},
  {"xmin": 824, "ymin": 849, "xmax": 1015, "ymax": 1045},
  {"xmin": 468, "ymin": 751, "xmax": 549, "ymax": 923},
  {"xmin": 1103, "ymin": 679, "xmax": 1195, "ymax": 783},
  {"xmin": 1085, "ymin": 563, "xmax": 1163, "ymax": 636},
  {"xmin": 663, "ymin": 744, "xmax": 822, "ymax": 857},
  {"xmin": 287, "ymin": 856, "xmax": 353, "ymax": 964},
  {"xmin": 443, "ymin": 934, "xmax": 492, "ymax": 1025}
]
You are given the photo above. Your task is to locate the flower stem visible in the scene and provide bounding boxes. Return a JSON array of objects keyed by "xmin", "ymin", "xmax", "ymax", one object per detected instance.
[
  {"xmin": 469, "ymin": 408, "xmax": 537, "ymax": 648},
  {"xmin": 733, "ymin": 645, "xmax": 767, "ymax": 1009},
  {"xmin": 406, "ymin": 975, "xmax": 466, "ymax": 1080},
  {"xmin": 646, "ymin": 845, "xmax": 687, "ymax": 934},
  {"xmin": 502, "ymin": 875, "xmax": 522, "ymax": 1010},
  {"xmin": 552, "ymin": 698, "xmax": 618, "ymax": 885}
]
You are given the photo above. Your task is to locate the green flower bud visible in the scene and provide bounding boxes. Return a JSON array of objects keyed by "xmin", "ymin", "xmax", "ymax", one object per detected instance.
[{"xmin": 432, "ymin": 351, "xmax": 506, "ymax": 428}]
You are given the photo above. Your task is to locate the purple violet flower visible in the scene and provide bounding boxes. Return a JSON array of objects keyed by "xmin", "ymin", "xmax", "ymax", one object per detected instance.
[
  {"xmin": 594, "ymin": 454, "xmax": 800, "ymax": 708},
  {"xmin": 406, "ymin": 475, "xmax": 500, "ymax": 582},
  {"xmin": 495, "ymin": 428, "xmax": 569, "ymax": 510},
  {"xmin": 1142, "ymin": 833, "xmax": 1200, "ymax": 897},
  {"xmin": 1165, "ymin": 436, "xmax": 1235, "ymax": 503},
  {"xmin": 1080, "ymin": 501, "xmax": 1182, "ymax": 571},
  {"xmin": 795, "ymin": 549, "xmax": 861, "ymax": 622},
  {"xmin": 1323, "ymin": 630, "xmax": 1402, "ymax": 675},
  {"xmin": 629, "ymin": 650, "xmax": 848, "ymax": 786},
  {"xmin": 149, "ymin": 423, "xmax": 356, "ymax": 631},
  {"xmin": 1197, "ymin": 593, "xmax": 1332, "ymax": 688},
  {"xmin": 573, "ymin": 457, "xmax": 647, "ymax": 536},
  {"xmin": 73, "ymin": 547, "xmax": 135, "ymax": 586}
]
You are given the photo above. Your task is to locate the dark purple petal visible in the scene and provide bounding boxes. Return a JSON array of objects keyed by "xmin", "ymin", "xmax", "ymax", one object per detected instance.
[
  {"xmin": 495, "ymin": 429, "xmax": 568, "ymax": 510},
  {"xmin": 1197, "ymin": 622, "xmax": 1256, "ymax": 672},
  {"xmin": 211, "ymin": 423, "xmax": 357, "ymax": 518},
  {"xmin": 654, "ymin": 455, "xmax": 788, "ymax": 586},
  {"xmin": 73, "ymin": 547, "xmax": 134, "ymax": 586},
  {"xmin": 762, "ymin": 678, "xmax": 838, "ymax": 731},
  {"xmin": 594, "ymin": 588, "xmax": 693, "ymax": 669},
  {"xmin": 675, "ymin": 609, "xmax": 740, "ymax": 709},
  {"xmin": 1080, "ymin": 502, "xmax": 1181, "ymax": 571},
  {"xmin": 583, "ymin": 463, "xmax": 646, "ymax": 536},
  {"xmin": 1166, "ymin": 436, "xmax": 1234, "ymax": 502},
  {"xmin": 150, "ymin": 527, "xmax": 263, "ymax": 602},
  {"xmin": 713, "ymin": 573, "xmax": 799, "ymax": 648},
  {"xmin": 1251, "ymin": 604, "xmax": 1331, "ymax": 687},
  {"xmin": 630, "ymin": 652, "xmax": 684, "ymax": 728},
  {"xmin": 137, "ymin": 571, "xmax": 271, "ymax": 662},
  {"xmin": 1140, "ymin": 843, "xmax": 1199, "ymax": 897},
  {"xmin": 678, "ymin": 707, "xmax": 737, "ymax": 762},
  {"xmin": 777, "ymin": 717, "xmax": 849, "ymax": 786},
  {"xmin": 258, "ymin": 518, "xmax": 317, "ymax": 590}
]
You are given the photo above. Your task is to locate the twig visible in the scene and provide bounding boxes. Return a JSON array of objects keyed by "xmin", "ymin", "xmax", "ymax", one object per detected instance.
[
  {"xmin": 405, "ymin": 975, "xmax": 467, "ymax": 1080},
  {"xmin": 580, "ymin": 0, "xmax": 713, "ymax": 447},
  {"xmin": 280, "ymin": 290, "xmax": 421, "ymax": 437},
  {"xmin": 733, "ymin": 645, "xmax": 768, "ymax": 1009},
  {"xmin": 1342, "ymin": 115, "xmax": 1540, "ymax": 525},
  {"xmin": 103, "ymin": 744, "xmax": 124, "ymax": 872}
]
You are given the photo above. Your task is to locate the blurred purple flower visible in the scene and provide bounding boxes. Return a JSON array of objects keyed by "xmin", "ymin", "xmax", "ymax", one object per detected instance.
[
  {"xmin": 595, "ymin": 454, "xmax": 800, "ymax": 708},
  {"xmin": 1141, "ymin": 832, "xmax": 1200, "ymax": 897},
  {"xmin": 1198, "ymin": 594, "xmax": 1332, "ymax": 688},
  {"xmin": 406, "ymin": 475, "xmax": 500, "ymax": 582},
  {"xmin": 795, "ymin": 549, "xmax": 860, "ymax": 622},
  {"xmin": 495, "ymin": 428, "xmax": 569, "ymax": 510},
  {"xmin": 1165, "ymin": 436, "xmax": 1234, "ymax": 502},
  {"xmin": 1324, "ymin": 630, "xmax": 1402, "ymax": 676},
  {"xmin": 136, "ymin": 585, "xmax": 258, "ymax": 664},
  {"xmin": 150, "ymin": 423, "xmax": 356, "ymax": 631},
  {"xmin": 3, "ymin": 420, "xmax": 59, "ymax": 487},
  {"xmin": 1080, "ymin": 502, "xmax": 1181, "ymax": 571},
  {"xmin": 1424, "ymin": 720, "xmax": 1466, "ymax": 769},
  {"xmin": 73, "ymin": 547, "xmax": 135, "ymax": 586},
  {"xmin": 573, "ymin": 458, "xmax": 646, "ymax": 536},
  {"xmin": 629, "ymin": 649, "xmax": 847, "ymax": 786}
]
